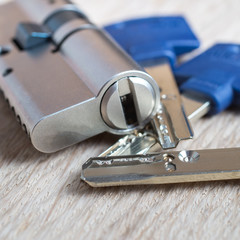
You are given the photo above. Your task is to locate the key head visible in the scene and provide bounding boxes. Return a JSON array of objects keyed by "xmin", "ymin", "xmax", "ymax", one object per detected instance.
[
  {"xmin": 104, "ymin": 16, "xmax": 200, "ymax": 67},
  {"xmin": 174, "ymin": 43, "xmax": 240, "ymax": 114}
]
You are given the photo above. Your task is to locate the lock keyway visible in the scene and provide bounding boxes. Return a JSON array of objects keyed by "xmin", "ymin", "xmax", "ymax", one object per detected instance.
[{"xmin": 101, "ymin": 76, "xmax": 156, "ymax": 130}]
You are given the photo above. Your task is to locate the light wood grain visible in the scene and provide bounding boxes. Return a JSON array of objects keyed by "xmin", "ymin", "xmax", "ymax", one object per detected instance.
[{"xmin": 0, "ymin": 0, "xmax": 240, "ymax": 239}]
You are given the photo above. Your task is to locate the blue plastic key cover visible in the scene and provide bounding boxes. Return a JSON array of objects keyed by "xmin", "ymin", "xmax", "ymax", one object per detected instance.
[
  {"xmin": 174, "ymin": 43, "xmax": 240, "ymax": 114},
  {"xmin": 104, "ymin": 16, "xmax": 200, "ymax": 67}
]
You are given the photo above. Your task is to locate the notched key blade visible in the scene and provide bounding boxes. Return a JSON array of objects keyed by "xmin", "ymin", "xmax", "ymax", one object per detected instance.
[
  {"xmin": 82, "ymin": 148, "xmax": 240, "ymax": 187},
  {"xmin": 81, "ymin": 153, "xmax": 163, "ymax": 187},
  {"xmin": 146, "ymin": 63, "xmax": 193, "ymax": 149},
  {"xmin": 99, "ymin": 132, "xmax": 157, "ymax": 157}
]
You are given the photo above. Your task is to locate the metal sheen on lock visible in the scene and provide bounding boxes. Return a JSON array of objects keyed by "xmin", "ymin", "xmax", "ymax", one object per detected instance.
[{"xmin": 0, "ymin": 0, "xmax": 160, "ymax": 153}]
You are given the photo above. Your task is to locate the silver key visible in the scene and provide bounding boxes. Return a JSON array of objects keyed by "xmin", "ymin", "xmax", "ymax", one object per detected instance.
[
  {"xmin": 82, "ymin": 148, "xmax": 240, "ymax": 187},
  {"xmin": 99, "ymin": 93, "xmax": 210, "ymax": 157},
  {"xmin": 99, "ymin": 130, "xmax": 157, "ymax": 157},
  {"xmin": 99, "ymin": 63, "xmax": 211, "ymax": 157},
  {"xmin": 146, "ymin": 64, "xmax": 194, "ymax": 149}
]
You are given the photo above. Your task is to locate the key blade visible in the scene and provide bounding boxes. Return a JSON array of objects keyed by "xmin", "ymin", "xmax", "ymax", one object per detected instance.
[
  {"xmin": 99, "ymin": 132, "xmax": 157, "ymax": 157},
  {"xmin": 82, "ymin": 153, "xmax": 162, "ymax": 187},
  {"xmin": 98, "ymin": 91, "xmax": 210, "ymax": 157},
  {"xmin": 82, "ymin": 148, "xmax": 240, "ymax": 187},
  {"xmin": 146, "ymin": 63, "xmax": 193, "ymax": 149},
  {"xmin": 97, "ymin": 61, "xmax": 209, "ymax": 158}
]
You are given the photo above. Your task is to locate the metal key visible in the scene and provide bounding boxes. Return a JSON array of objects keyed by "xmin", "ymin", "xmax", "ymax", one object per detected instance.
[
  {"xmin": 99, "ymin": 130, "xmax": 157, "ymax": 157},
  {"xmin": 99, "ymin": 82, "xmax": 211, "ymax": 157},
  {"xmin": 99, "ymin": 61, "xmax": 196, "ymax": 154},
  {"xmin": 146, "ymin": 63, "xmax": 197, "ymax": 149},
  {"xmin": 82, "ymin": 148, "xmax": 240, "ymax": 187}
]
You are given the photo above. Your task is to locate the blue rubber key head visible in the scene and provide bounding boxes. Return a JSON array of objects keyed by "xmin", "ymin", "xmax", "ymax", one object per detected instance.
[
  {"xmin": 104, "ymin": 16, "xmax": 200, "ymax": 67},
  {"xmin": 174, "ymin": 43, "xmax": 240, "ymax": 114}
]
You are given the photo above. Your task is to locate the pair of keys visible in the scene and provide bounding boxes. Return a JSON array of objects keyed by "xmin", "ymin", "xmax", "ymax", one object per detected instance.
[{"xmin": 82, "ymin": 17, "xmax": 240, "ymax": 187}]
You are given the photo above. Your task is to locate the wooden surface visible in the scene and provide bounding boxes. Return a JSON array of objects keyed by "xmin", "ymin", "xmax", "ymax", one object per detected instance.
[{"xmin": 1, "ymin": 0, "xmax": 240, "ymax": 239}]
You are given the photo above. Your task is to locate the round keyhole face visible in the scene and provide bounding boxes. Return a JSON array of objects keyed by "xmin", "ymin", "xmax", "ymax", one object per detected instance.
[
  {"xmin": 178, "ymin": 150, "xmax": 200, "ymax": 163},
  {"xmin": 101, "ymin": 76, "xmax": 155, "ymax": 130}
]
